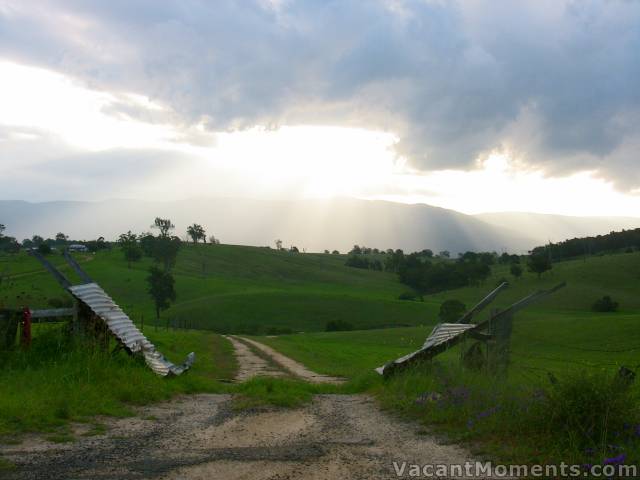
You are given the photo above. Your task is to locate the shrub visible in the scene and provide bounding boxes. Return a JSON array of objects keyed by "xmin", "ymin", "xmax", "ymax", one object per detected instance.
[
  {"xmin": 37, "ymin": 243, "xmax": 52, "ymax": 255},
  {"xmin": 438, "ymin": 299, "xmax": 466, "ymax": 322},
  {"xmin": 592, "ymin": 295, "xmax": 619, "ymax": 312},
  {"xmin": 325, "ymin": 320, "xmax": 353, "ymax": 332}
]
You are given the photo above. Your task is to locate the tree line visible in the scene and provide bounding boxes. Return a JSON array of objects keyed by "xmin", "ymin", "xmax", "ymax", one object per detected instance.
[
  {"xmin": 531, "ymin": 227, "xmax": 640, "ymax": 262},
  {"xmin": 343, "ymin": 244, "xmax": 554, "ymax": 295}
]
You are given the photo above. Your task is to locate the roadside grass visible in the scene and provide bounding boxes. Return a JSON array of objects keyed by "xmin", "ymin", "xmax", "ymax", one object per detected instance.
[
  {"xmin": 232, "ymin": 377, "xmax": 341, "ymax": 410},
  {"xmin": 0, "ymin": 325, "xmax": 235, "ymax": 440},
  {"xmin": 0, "ymin": 456, "xmax": 15, "ymax": 471},
  {"xmin": 374, "ymin": 363, "xmax": 640, "ymax": 468}
]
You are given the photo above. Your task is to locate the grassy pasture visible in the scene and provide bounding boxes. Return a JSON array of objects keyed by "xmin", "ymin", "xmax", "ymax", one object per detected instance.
[{"xmin": 0, "ymin": 245, "xmax": 433, "ymax": 334}]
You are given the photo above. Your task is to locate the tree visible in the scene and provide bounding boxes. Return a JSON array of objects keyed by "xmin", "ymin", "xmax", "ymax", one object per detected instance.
[
  {"xmin": 439, "ymin": 250, "xmax": 450, "ymax": 258},
  {"xmin": 32, "ymin": 235, "xmax": 44, "ymax": 246},
  {"xmin": 146, "ymin": 266, "xmax": 176, "ymax": 321},
  {"xmin": 275, "ymin": 239, "xmax": 283, "ymax": 250},
  {"xmin": 209, "ymin": 235, "xmax": 221, "ymax": 245},
  {"xmin": 186, "ymin": 224, "xmax": 206, "ymax": 244},
  {"xmin": 350, "ymin": 245, "xmax": 362, "ymax": 254},
  {"xmin": 289, "ymin": 245, "xmax": 299, "ymax": 253},
  {"xmin": 117, "ymin": 231, "xmax": 142, "ymax": 268},
  {"xmin": 331, "ymin": 250, "xmax": 340, "ymax": 255},
  {"xmin": 0, "ymin": 224, "xmax": 4, "ymax": 238},
  {"xmin": 153, "ymin": 236, "xmax": 181, "ymax": 271},
  {"xmin": 510, "ymin": 263, "xmax": 523, "ymax": 280},
  {"xmin": 37, "ymin": 243, "xmax": 52, "ymax": 255},
  {"xmin": 152, "ymin": 217, "xmax": 175, "ymax": 237},
  {"xmin": 527, "ymin": 252, "xmax": 552, "ymax": 278},
  {"xmin": 55, "ymin": 232, "xmax": 68, "ymax": 244}
]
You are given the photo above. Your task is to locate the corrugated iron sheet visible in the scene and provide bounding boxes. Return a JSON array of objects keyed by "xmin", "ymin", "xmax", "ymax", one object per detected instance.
[
  {"xmin": 422, "ymin": 323, "xmax": 477, "ymax": 349},
  {"xmin": 68, "ymin": 283, "xmax": 194, "ymax": 377},
  {"xmin": 375, "ymin": 322, "xmax": 476, "ymax": 375}
]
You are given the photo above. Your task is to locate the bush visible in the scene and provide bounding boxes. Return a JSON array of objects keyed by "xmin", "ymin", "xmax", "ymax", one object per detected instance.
[
  {"xmin": 438, "ymin": 299, "xmax": 466, "ymax": 322},
  {"xmin": 325, "ymin": 320, "xmax": 353, "ymax": 332},
  {"xmin": 592, "ymin": 295, "xmax": 619, "ymax": 312},
  {"xmin": 37, "ymin": 243, "xmax": 52, "ymax": 255}
]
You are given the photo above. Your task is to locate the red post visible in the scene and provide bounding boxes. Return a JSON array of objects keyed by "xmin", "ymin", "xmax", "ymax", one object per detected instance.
[{"xmin": 21, "ymin": 307, "xmax": 32, "ymax": 349}]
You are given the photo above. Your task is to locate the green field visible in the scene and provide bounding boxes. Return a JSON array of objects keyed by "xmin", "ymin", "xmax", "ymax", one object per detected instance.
[{"xmin": 0, "ymin": 245, "xmax": 431, "ymax": 334}]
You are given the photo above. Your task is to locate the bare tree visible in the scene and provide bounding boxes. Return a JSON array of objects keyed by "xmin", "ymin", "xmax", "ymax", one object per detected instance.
[{"xmin": 152, "ymin": 217, "xmax": 175, "ymax": 237}]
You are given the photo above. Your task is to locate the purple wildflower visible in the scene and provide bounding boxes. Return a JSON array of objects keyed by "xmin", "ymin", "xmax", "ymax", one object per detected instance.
[
  {"xmin": 476, "ymin": 405, "xmax": 501, "ymax": 419},
  {"xmin": 603, "ymin": 453, "xmax": 626, "ymax": 465}
]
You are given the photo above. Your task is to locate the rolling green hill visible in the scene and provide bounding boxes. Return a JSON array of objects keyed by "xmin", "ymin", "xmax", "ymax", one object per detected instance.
[
  {"xmin": 253, "ymin": 251, "xmax": 640, "ymax": 378},
  {"xmin": 2, "ymin": 245, "xmax": 639, "ymax": 335},
  {"xmin": 0, "ymin": 244, "xmax": 431, "ymax": 334}
]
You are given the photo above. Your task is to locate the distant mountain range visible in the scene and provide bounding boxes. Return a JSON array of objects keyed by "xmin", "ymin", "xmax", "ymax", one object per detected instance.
[{"xmin": 1, "ymin": 198, "xmax": 638, "ymax": 254}]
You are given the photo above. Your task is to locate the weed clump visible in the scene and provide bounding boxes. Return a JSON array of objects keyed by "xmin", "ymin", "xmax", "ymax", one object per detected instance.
[{"xmin": 592, "ymin": 295, "xmax": 619, "ymax": 312}]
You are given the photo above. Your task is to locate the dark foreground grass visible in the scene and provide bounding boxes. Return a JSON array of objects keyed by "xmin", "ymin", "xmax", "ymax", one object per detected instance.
[
  {"xmin": 0, "ymin": 325, "xmax": 235, "ymax": 439},
  {"xmin": 375, "ymin": 363, "xmax": 640, "ymax": 469}
]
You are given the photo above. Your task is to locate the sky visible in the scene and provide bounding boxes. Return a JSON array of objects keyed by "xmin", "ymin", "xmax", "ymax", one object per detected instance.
[{"xmin": 1, "ymin": 0, "xmax": 639, "ymax": 217}]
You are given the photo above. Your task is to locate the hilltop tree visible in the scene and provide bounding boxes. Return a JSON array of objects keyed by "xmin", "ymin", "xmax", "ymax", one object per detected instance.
[
  {"xmin": 0, "ymin": 224, "xmax": 5, "ymax": 238},
  {"xmin": 55, "ymin": 232, "xmax": 68, "ymax": 244},
  {"xmin": 152, "ymin": 217, "xmax": 175, "ymax": 237},
  {"xmin": 31, "ymin": 235, "xmax": 44, "ymax": 246},
  {"xmin": 117, "ymin": 231, "xmax": 142, "ymax": 269},
  {"xmin": 275, "ymin": 239, "xmax": 283, "ymax": 250},
  {"xmin": 209, "ymin": 235, "xmax": 221, "ymax": 245},
  {"xmin": 527, "ymin": 252, "xmax": 552, "ymax": 278},
  {"xmin": 186, "ymin": 224, "xmax": 206, "ymax": 244},
  {"xmin": 146, "ymin": 266, "xmax": 176, "ymax": 322}
]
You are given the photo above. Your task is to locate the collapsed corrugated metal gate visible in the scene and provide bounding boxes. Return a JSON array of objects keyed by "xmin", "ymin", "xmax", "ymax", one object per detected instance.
[
  {"xmin": 376, "ymin": 281, "xmax": 566, "ymax": 377},
  {"xmin": 31, "ymin": 250, "xmax": 194, "ymax": 377}
]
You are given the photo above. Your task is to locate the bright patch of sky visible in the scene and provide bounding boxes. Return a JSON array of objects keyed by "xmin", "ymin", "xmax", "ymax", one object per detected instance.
[{"xmin": 1, "ymin": 60, "xmax": 639, "ymax": 217}]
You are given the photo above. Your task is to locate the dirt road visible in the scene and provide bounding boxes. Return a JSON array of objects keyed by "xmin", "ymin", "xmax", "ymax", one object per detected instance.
[
  {"xmin": 222, "ymin": 335, "xmax": 289, "ymax": 381},
  {"xmin": 2, "ymin": 394, "xmax": 481, "ymax": 480},
  {"xmin": 229, "ymin": 336, "xmax": 345, "ymax": 384},
  {"xmin": 2, "ymin": 338, "xmax": 486, "ymax": 479}
]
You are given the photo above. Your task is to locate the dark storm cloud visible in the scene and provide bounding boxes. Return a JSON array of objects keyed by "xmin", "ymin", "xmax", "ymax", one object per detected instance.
[{"xmin": 0, "ymin": 0, "xmax": 639, "ymax": 186}]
